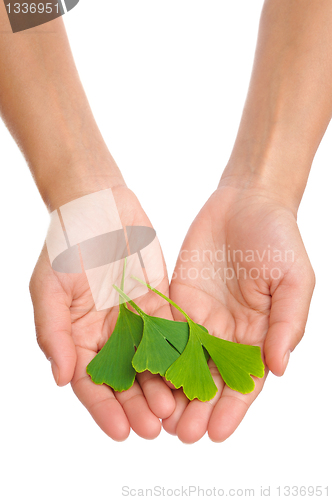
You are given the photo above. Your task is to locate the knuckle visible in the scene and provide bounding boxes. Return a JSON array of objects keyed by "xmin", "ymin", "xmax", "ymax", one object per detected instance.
[
  {"xmin": 310, "ymin": 268, "xmax": 316, "ymax": 290},
  {"xmin": 293, "ymin": 324, "xmax": 305, "ymax": 344},
  {"xmin": 35, "ymin": 328, "xmax": 48, "ymax": 355},
  {"xmin": 29, "ymin": 273, "xmax": 36, "ymax": 297}
]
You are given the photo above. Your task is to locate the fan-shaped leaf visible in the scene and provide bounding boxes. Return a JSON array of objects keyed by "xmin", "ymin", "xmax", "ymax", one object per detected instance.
[
  {"xmin": 133, "ymin": 278, "xmax": 265, "ymax": 399},
  {"xmin": 165, "ymin": 324, "xmax": 217, "ymax": 401},
  {"xmin": 86, "ymin": 304, "xmax": 143, "ymax": 392},
  {"xmin": 114, "ymin": 286, "xmax": 191, "ymax": 377},
  {"xmin": 194, "ymin": 322, "xmax": 264, "ymax": 394}
]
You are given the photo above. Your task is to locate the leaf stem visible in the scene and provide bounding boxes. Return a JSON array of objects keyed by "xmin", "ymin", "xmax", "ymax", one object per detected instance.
[
  {"xmin": 131, "ymin": 276, "xmax": 192, "ymax": 322},
  {"xmin": 120, "ymin": 257, "xmax": 127, "ymax": 292},
  {"xmin": 113, "ymin": 284, "xmax": 146, "ymax": 318},
  {"xmin": 120, "ymin": 258, "xmax": 128, "ymax": 308}
]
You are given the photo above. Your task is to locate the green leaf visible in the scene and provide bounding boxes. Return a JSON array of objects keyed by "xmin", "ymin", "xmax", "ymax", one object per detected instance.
[
  {"xmin": 165, "ymin": 323, "xmax": 217, "ymax": 401},
  {"xmin": 132, "ymin": 277, "xmax": 265, "ymax": 398},
  {"xmin": 86, "ymin": 303, "xmax": 143, "ymax": 392},
  {"xmin": 151, "ymin": 316, "xmax": 189, "ymax": 353},
  {"xmin": 132, "ymin": 316, "xmax": 182, "ymax": 376},
  {"xmin": 87, "ymin": 259, "xmax": 143, "ymax": 392},
  {"xmin": 114, "ymin": 285, "xmax": 191, "ymax": 377},
  {"xmin": 195, "ymin": 326, "xmax": 265, "ymax": 394}
]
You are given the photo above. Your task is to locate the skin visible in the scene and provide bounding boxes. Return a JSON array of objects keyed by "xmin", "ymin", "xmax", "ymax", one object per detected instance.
[
  {"xmin": 0, "ymin": 0, "xmax": 331, "ymax": 442},
  {"xmin": 164, "ymin": 0, "xmax": 332, "ymax": 443},
  {"xmin": 0, "ymin": 5, "xmax": 176, "ymax": 440},
  {"xmin": 164, "ymin": 185, "xmax": 314, "ymax": 442},
  {"xmin": 30, "ymin": 186, "xmax": 177, "ymax": 441}
]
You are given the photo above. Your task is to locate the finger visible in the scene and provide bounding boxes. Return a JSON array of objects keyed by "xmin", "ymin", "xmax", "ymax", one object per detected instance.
[
  {"xmin": 208, "ymin": 373, "xmax": 267, "ymax": 443},
  {"xmin": 264, "ymin": 266, "xmax": 315, "ymax": 376},
  {"xmin": 30, "ymin": 274, "xmax": 76, "ymax": 387},
  {"xmin": 176, "ymin": 361, "xmax": 225, "ymax": 444},
  {"xmin": 162, "ymin": 388, "xmax": 190, "ymax": 436},
  {"xmin": 137, "ymin": 371, "xmax": 176, "ymax": 419},
  {"xmin": 72, "ymin": 346, "xmax": 130, "ymax": 441},
  {"xmin": 115, "ymin": 381, "xmax": 162, "ymax": 440}
]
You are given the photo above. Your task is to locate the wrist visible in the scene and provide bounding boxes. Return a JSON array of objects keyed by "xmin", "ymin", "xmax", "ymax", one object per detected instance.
[
  {"xmin": 27, "ymin": 120, "xmax": 126, "ymax": 210},
  {"xmin": 220, "ymin": 144, "xmax": 313, "ymax": 215},
  {"xmin": 219, "ymin": 168, "xmax": 303, "ymax": 217},
  {"xmin": 35, "ymin": 150, "xmax": 125, "ymax": 212}
]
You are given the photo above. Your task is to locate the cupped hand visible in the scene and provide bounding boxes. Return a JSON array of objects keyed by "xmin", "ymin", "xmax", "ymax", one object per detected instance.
[
  {"xmin": 163, "ymin": 182, "xmax": 315, "ymax": 443},
  {"xmin": 30, "ymin": 185, "xmax": 175, "ymax": 441}
]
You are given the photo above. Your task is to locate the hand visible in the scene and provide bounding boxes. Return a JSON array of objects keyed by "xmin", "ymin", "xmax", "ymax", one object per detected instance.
[
  {"xmin": 163, "ymin": 181, "xmax": 315, "ymax": 443},
  {"xmin": 30, "ymin": 185, "xmax": 176, "ymax": 441}
]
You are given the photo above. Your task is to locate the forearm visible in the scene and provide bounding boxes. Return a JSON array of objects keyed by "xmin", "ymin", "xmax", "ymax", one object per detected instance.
[
  {"xmin": 222, "ymin": 0, "xmax": 332, "ymax": 210},
  {"xmin": 0, "ymin": 6, "xmax": 124, "ymax": 210}
]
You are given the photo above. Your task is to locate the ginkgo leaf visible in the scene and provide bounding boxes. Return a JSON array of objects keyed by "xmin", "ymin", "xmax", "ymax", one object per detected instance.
[
  {"xmin": 132, "ymin": 315, "xmax": 182, "ymax": 376},
  {"xmin": 86, "ymin": 303, "xmax": 143, "ymax": 392},
  {"xmin": 196, "ymin": 325, "xmax": 264, "ymax": 393},
  {"xmin": 132, "ymin": 277, "xmax": 265, "ymax": 399},
  {"xmin": 151, "ymin": 316, "xmax": 189, "ymax": 353},
  {"xmin": 86, "ymin": 259, "xmax": 143, "ymax": 392},
  {"xmin": 165, "ymin": 324, "xmax": 217, "ymax": 401},
  {"xmin": 114, "ymin": 286, "xmax": 190, "ymax": 377}
]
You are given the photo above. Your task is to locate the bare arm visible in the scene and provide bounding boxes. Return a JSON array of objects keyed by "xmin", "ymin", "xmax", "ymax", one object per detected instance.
[
  {"xmin": 0, "ymin": 6, "xmax": 175, "ymax": 441},
  {"xmin": 223, "ymin": 0, "xmax": 332, "ymax": 211},
  {"xmin": 0, "ymin": 4, "xmax": 123, "ymax": 209},
  {"xmin": 166, "ymin": 0, "xmax": 328, "ymax": 443}
]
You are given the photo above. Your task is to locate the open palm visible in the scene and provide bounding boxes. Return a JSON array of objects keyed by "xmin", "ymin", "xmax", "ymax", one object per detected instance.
[
  {"xmin": 30, "ymin": 186, "xmax": 176, "ymax": 441},
  {"xmin": 164, "ymin": 184, "xmax": 315, "ymax": 443}
]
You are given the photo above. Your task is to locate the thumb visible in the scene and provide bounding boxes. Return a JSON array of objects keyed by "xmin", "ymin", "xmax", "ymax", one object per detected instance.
[
  {"xmin": 30, "ymin": 273, "xmax": 77, "ymax": 387},
  {"xmin": 264, "ymin": 266, "xmax": 315, "ymax": 377}
]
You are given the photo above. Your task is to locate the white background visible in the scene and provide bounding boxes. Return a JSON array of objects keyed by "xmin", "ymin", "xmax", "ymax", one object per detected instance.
[{"xmin": 0, "ymin": 1, "xmax": 331, "ymax": 499}]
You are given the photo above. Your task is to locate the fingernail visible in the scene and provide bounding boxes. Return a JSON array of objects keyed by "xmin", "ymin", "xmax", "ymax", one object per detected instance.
[
  {"xmin": 49, "ymin": 358, "xmax": 59, "ymax": 385},
  {"xmin": 283, "ymin": 350, "xmax": 291, "ymax": 374}
]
